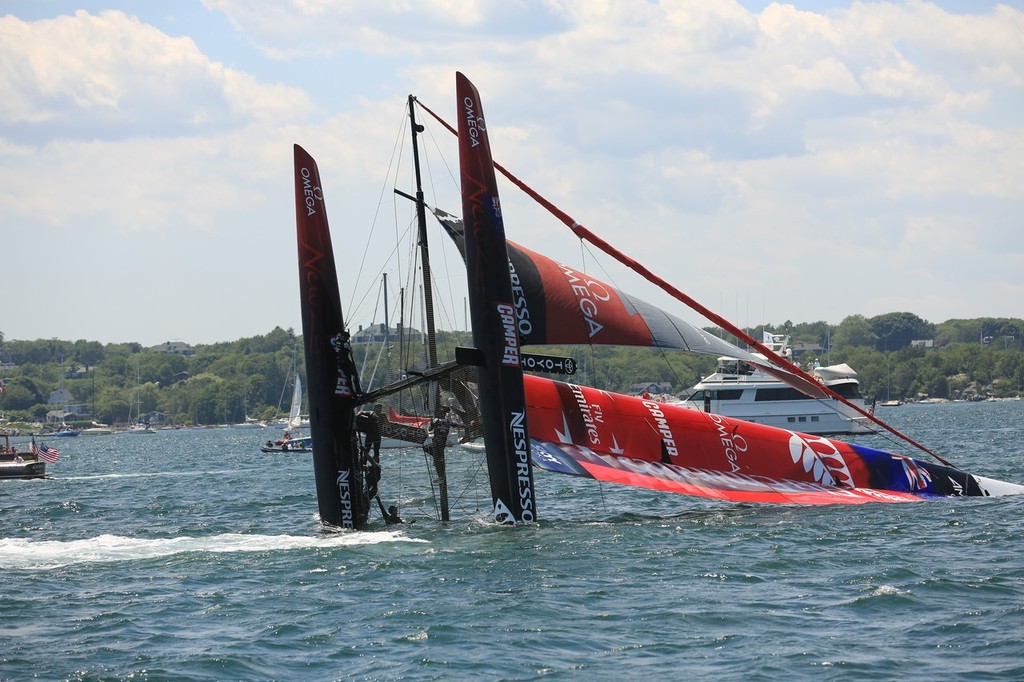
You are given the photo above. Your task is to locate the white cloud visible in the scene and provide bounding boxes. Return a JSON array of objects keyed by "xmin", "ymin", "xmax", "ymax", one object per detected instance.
[
  {"xmin": 0, "ymin": 10, "xmax": 311, "ymax": 135},
  {"xmin": 1, "ymin": 1, "xmax": 1021, "ymax": 345}
]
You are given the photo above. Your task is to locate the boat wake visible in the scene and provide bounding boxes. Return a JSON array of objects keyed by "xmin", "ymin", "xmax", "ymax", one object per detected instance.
[
  {"xmin": 61, "ymin": 470, "xmax": 244, "ymax": 481},
  {"xmin": 0, "ymin": 531, "xmax": 425, "ymax": 569}
]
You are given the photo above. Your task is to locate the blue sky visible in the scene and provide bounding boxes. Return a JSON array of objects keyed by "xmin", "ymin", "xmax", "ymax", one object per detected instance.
[{"xmin": 2, "ymin": 1, "xmax": 1022, "ymax": 346}]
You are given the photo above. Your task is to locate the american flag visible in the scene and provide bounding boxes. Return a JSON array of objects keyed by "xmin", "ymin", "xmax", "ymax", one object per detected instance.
[{"xmin": 30, "ymin": 441, "xmax": 60, "ymax": 464}]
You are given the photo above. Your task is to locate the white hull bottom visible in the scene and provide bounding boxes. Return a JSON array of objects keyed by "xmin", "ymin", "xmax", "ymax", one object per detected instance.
[{"xmin": 975, "ymin": 475, "xmax": 1024, "ymax": 496}]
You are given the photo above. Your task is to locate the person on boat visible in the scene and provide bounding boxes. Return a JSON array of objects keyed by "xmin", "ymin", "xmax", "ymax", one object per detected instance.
[
  {"xmin": 329, "ymin": 331, "xmax": 363, "ymax": 395},
  {"xmin": 365, "ymin": 453, "xmax": 381, "ymax": 501},
  {"xmin": 376, "ymin": 496, "xmax": 405, "ymax": 524},
  {"xmin": 421, "ymin": 409, "xmax": 453, "ymax": 453}
]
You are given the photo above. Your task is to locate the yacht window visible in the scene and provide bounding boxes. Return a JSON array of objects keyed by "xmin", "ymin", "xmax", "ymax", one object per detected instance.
[
  {"xmin": 714, "ymin": 389, "xmax": 744, "ymax": 401},
  {"xmin": 830, "ymin": 384, "xmax": 863, "ymax": 399},
  {"xmin": 754, "ymin": 387, "xmax": 807, "ymax": 402}
]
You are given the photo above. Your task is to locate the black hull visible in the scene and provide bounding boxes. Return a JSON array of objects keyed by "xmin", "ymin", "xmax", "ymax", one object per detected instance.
[
  {"xmin": 0, "ymin": 461, "xmax": 46, "ymax": 479},
  {"xmin": 258, "ymin": 444, "xmax": 309, "ymax": 454},
  {"xmin": 260, "ymin": 446, "xmax": 312, "ymax": 454}
]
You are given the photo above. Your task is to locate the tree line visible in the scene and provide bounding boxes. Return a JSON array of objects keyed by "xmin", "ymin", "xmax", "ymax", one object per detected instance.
[{"xmin": 1, "ymin": 312, "xmax": 1021, "ymax": 428}]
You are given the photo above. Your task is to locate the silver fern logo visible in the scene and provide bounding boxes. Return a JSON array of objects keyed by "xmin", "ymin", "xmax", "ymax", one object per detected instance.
[{"xmin": 788, "ymin": 432, "xmax": 853, "ymax": 488}]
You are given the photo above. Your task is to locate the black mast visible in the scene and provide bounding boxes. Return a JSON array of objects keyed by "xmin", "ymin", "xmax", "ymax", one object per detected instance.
[{"xmin": 409, "ymin": 94, "xmax": 450, "ymax": 521}]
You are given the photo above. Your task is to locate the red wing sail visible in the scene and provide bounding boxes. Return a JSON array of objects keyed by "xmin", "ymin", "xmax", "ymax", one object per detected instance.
[
  {"xmin": 293, "ymin": 144, "xmax": 369, "ymax": 529},
  {"xmin": 434, "ymin": 210, "xmax": 828, "ymax": 398},
  {"xmin": 523, "ymin": 374, "xmax": 1024, "ymax": 503},
  {"xmin": 456, "ymin": 72, "xmax": 537, "ymax": 524}
]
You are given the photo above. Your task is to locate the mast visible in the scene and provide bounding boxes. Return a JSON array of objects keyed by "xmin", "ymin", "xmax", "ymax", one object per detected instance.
[
  {"xmin": 383, "ymin": 273, "xmax": 390, "ymax": 385},
  {"xmin": 293, "ymin": 144, "xmax": 369, "ymax": 529},
  {"xmin": 409, "ymin": 96, "xmax": 440, "ymax": 375},
  {"xmin": 408, "ymin": 94, "xmax": 450, "ymax": 521},
  {"xmin": 455, "ymin": 72, "xmax": 536, "ymax": 524}
]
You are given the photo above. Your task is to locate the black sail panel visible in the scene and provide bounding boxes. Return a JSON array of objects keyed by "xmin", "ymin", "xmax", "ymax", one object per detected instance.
[{"xmin": 456, "ymin": 73, "xmax": 536, "ymax": 524}]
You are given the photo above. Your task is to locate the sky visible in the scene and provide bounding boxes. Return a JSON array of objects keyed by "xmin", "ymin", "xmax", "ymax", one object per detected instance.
[{"xmin": 2, "ymin": 0, "xmax": 1022, "ymax": 346}]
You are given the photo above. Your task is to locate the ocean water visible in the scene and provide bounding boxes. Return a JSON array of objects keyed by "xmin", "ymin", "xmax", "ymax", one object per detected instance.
[{"xmin": 3, "ymin": 401, "xmax": 1024, "ymax": 681}]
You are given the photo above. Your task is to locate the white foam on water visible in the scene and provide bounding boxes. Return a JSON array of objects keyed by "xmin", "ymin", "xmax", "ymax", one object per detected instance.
[{"xmin": 0, "ymin": 531, "xmax": 426, "ymax": 569}]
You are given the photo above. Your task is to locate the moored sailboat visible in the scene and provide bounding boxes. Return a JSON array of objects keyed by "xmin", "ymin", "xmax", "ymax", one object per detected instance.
[{"xmin": 292, "ymin": 73, "xmax": 1024, "ymax": 530}]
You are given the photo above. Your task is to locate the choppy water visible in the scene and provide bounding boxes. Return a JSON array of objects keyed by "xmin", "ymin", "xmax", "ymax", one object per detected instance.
[{"xmin": 3, "ymin": 401, "xmax": 1024, "ymax": 680}]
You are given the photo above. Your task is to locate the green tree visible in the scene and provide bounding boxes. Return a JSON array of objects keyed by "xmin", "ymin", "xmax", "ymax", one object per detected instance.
[
  {"xmin": 870, "ymin": 312, "xmax": 934, "ymax": 351},
  {"xmin": 832, "ymin": 315, "xmax": 877, "ymax": 351}
]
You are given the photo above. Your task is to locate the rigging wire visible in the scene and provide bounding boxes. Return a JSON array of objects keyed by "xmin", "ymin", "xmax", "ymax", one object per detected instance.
[{"xmin": 345, "ymin": 105, "xmax": 412, "ymax": 319}]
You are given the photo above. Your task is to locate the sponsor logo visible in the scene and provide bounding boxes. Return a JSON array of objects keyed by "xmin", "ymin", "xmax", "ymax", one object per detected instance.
[
  {"xmin": 462, "ymin": 95, "xmax": 486, "ymax": 148},
  {"xmin": 507, "ymin": 259, "xmax": 533, "ymax": 337},
  {"xmin": 509, "ymin": 410, "xmax": 535, "ymax": 522},
  {"xmin": 522, "ymin": 354, "xmax": 577, "ymax": 375},
  {"xmin": 704, "ymin": 413, "xmax": 748, "ymax": 473},
  {"xmin": 556, "ymin": 262, "xmax": 611, "ymax": 337},
  {"xmin": 787, "ymin": 432, "xmax": 853, "ymax": 487},
  {"xmin": 497, "ymin": 303, "xmax": 520, "ymax": 366},
  {"xmin": 570, "ymin": 384, "xmax": 601, "ymax": 445},
  {"xmin": 493, "ymin": 498, "xmax": 515, "ymax": 524},
  {"xmin": 300, "ymin": 166, "xmax": 322, "ymax": 216},
  {"xmin": 300, "ymin": 241, "xmax": 323, "ymax": 328},
  {"xmin": 337, "ymin": 469, "xmax": 354, "ymax": 527},
  {"xmin": 642, "ymin": 400, "xmax": 680, "ymax": 459}
]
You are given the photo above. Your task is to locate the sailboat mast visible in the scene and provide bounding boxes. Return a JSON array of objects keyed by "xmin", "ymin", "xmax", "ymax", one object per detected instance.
[
  {"xmin": 383, "ymin": 273, "xmax": 390, "ymax": 384},
  {"xmin": 409, "ymin": 94, "xmax": 450, "ymax": 522},
  {"xmin": 409, "ymin": 96, "xmax": 439, "ymax": 374}
]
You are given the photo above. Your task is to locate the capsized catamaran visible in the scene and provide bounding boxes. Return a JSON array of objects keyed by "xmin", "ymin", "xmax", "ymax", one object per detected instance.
[{"xmin": 293, "ymin": 72, "xmax": 1024, "ymax": 530}]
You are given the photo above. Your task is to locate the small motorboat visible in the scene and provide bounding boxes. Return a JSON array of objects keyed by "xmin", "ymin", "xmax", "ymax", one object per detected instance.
[{"xmin": 0, "ymin": 433, "xmax": 46, "ymax": 479}]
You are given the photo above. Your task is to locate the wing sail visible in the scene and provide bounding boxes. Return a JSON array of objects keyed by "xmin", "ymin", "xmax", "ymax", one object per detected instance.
[
  {"xmin": 293, "ymin": 144, "xmax": 369, "ymax": 529},
  {"xmin": 456, "ymin": 72, "xmax": 537, "ymax": 524},
  {"xmin": 523, "ymin": 374, "xmax": 1024, "ymax": 503},
  {"xmin": 434, "ymin": 210, "xmax": 828, "ymax": 398}
]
